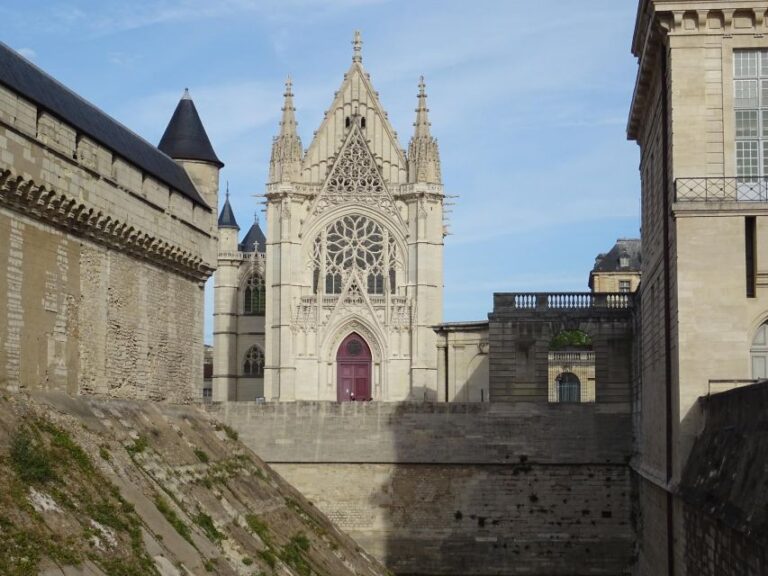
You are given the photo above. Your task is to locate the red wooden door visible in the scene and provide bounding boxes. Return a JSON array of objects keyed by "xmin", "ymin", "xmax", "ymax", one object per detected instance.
[{"xmin": 336, "ymin": 333, "xmax": 372, "ymax": 402}]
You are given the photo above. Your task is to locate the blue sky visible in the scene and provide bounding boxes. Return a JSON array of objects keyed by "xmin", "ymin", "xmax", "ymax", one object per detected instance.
[{"xmin": 2, "ymin": 0, "xmax": 641, "ymax": 343}]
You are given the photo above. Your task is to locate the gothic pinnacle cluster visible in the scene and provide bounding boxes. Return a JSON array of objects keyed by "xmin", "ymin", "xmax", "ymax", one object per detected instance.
[
  {"xmin": 268, "ymin": 76, "xmax": 303, "ymax": 184},
  {"xmin": 407, "ymin": 76, "xmax": 441, "ymax": 185}
]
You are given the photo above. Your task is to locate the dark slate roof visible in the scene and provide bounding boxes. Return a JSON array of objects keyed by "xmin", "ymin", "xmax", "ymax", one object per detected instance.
[
  {"xmin": 217, "ymin": 196, "xmax": 239, "ymax": 229},
  {"xmin": 0, "ymin": 42, "xmax": 209, "ymax": 209},
  {"xmin": 592, "ymin": 238, "xmax": 641, "ymax": 273},
  {"xmin": 239, "ymin": 221, "xmax": 267, "ymax": 253},
  {"xmin": 158, "ymin": 90, "xmax": 223, "ymax": 168}
]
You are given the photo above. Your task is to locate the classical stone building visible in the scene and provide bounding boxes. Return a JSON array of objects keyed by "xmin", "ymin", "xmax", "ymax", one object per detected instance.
[
  {"xmin": 215, "ymin": 34, "xmax": 445, "ymax": 402},
  {"xmin": 0, "ymin": 43, "xmax": 220, "ymax": 401},
  {"xmin": 628, "ymin": 1, "xmax": 768, "ymax": 574},
  {"xmin": 589, "ymin": 238, "xmax": 642, "ymax": 293}
]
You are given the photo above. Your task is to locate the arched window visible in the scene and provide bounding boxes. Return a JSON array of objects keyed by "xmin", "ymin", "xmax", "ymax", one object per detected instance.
[
  {"xmin": 548, "ymin": 329, "xmax": 594, "ymax": 403},
  {"xmin": 244, "ymin": 273, "xmax": 265, "ymax": 316},
  {"xmin": 751, "ymin": 321, "xmax": 768, "ymax": 379},
  {"xmin": 556, "ymin": 372, "xmax": 581, "ymax": 403},
  {"xmin": 312, "ymin": 215, "xmax": 398, "ymax": 295},
  {"xmin": 243, "ymin": 346, "xmax": 265, "ymax": 378}
]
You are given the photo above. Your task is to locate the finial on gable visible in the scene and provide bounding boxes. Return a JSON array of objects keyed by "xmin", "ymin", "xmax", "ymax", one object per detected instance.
[
  {"xmin": 352, "ymin": 30, "xmax": 363, "ymax": 63},
  {"xmin": 182, "ymin": 87, "xmax": 191, "ymax": 100}
]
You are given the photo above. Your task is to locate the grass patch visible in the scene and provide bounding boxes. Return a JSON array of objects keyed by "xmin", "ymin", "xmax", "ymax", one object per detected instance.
[
  {"xmin": 245, "ymin": 514, "xmax": 271, "ymax": 545},
  {"xmin": 193, "ymin": 448, "xmax": 210, "ymax": 464},
  {"xmin": 10, "ymin": 428, "xmax": 56, "ymax": 483},
  {"xmin": 193, "ymin": 511, "xmax": 223, "ymax": 543},
  {"xmin": 279, "ymin": 532, "xmax": 312, "ymax": 576},
  {"xmin": 257, "ymin": 549, "xmax": 277, "ymax": 569},
  {"xmin": 154, "ymin": 495, "xmax": 193, "ymax": 545},
  {"xmin": 2, "ymin": 418, "xmax": 159, "ymax": 576},
  {"xmin": 214, "ymin": 422, "xmax": 239, "ymax": 441},
  {"xmin": 125, "ymin": 436, "xmax": 148, "ymax": 456},
  {"xmin": 99, "ymin": 445, "xmax": 111, "ymax": 461}
]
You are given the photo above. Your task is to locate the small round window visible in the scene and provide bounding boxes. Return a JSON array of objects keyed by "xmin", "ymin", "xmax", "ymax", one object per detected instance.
[{"xmin": 347, "ymin": 339, "xmax": 363, "ymax": 356}]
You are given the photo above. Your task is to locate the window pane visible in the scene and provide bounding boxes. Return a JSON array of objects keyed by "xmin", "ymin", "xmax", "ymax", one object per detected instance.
[
  {"xmin": 737, "ymin": 110, "xmax": 759, "ymax": 138},
  {"xmin": 736, "ymin": 51, "xmax": 759, "ymax": 78},
  {"xmin": 737, "ymin": 141, "xmax": 760, "ymax": 177},
  {"xmin": 735, "ymin": 80, "xmax": 759, "ymax": 108},
  {"xmin": 762, "ymin": 142, "xmax": 768, "ymax": 177},
  {"xmin": 761, "ymin": 51, "xmax": 768, "ymax": 77}
]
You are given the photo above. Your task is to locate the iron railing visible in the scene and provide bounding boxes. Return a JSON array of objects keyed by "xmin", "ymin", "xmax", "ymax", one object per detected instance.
[
  {"xmin": 505, "ymin": 292, "xmax": 633, "ymax": 310},
  {"xmin": 676, "ymin": 177, "xmax": 768, "ymax": 202}
]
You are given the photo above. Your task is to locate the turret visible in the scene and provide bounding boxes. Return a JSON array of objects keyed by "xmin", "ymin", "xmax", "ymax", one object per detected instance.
[
  {"xmin": 407, "ymin": 77, "xmax": 441, "ymax": 185},
  {"xmin": 268, "ymin": 77, "xmax": 303, "ymax": 184},
  {"xmin": 159, "ymin": 89, "xmax": 223, "ymax": 235},
  {"xmin": 217, "ymin": 185, "xmax": 240, "ymax": 253}
]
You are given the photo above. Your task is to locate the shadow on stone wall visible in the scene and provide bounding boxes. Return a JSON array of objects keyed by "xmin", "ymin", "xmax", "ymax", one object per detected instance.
[{"xmin": 378, "ymin": 401, "xmax": 636, "ymax": 576}]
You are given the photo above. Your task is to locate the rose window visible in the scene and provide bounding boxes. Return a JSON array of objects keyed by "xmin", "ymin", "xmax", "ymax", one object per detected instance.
[{"xmin": 312, "ymin": 215, "xmax": 398, "ymax": 294}]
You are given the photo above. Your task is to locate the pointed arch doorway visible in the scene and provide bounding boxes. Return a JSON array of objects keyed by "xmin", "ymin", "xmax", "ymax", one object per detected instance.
[{"xmin": 337, "ymin": 333, "xmax": 372, "ymax": 402}]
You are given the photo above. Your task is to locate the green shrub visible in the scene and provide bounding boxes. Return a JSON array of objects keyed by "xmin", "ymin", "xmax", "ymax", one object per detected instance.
[{"xmin": 10, "ymin": 429, "xmax": 56, "ymax": 483}]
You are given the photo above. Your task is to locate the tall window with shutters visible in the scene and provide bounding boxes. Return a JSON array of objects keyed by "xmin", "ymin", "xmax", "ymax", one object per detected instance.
[{"xmin": 734, "ymin": 50, "xmax": 768, "ymax": 197}]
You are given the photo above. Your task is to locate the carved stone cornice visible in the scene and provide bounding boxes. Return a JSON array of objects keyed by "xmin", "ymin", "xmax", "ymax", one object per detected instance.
[{"xmin": 0, "ymin": 168, "xmax": 214, "ymax": 283}]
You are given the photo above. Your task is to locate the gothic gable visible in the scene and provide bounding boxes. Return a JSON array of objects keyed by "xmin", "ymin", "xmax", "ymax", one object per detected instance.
[
  {"xmin": 310, "ymin": 124, "xmax": 400, "ymax": 221},
  {"xmin": 301, "ymin": 64, "xmax": 407, "ymax": 185}
]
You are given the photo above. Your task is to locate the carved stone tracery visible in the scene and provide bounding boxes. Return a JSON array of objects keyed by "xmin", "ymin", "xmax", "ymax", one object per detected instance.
[{"xmin": 311, "ymin": 126, "xmax": 397, "ymax": 217}]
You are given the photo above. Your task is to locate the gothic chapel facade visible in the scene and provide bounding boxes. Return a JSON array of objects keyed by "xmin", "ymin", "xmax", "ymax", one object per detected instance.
[{"xmin": 214, "ymin": 33, "xmax": 445, "ymax": 402}]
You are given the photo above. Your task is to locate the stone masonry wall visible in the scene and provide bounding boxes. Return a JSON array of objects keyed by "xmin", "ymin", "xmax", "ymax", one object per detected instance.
[
  {"xmin": 211, "ymin": 401, "xmax": 635, "ymax": 575},
  {"xmin": 0, "ymin": 78, "xmax": 213, "ymax": 400},
  {"xmin": 676, "ymin": 383, "xmax": 768, "ymax": 576},
  {"xmin": 0, "ymin": 207, "xmax": 204, "ymax": 401}
]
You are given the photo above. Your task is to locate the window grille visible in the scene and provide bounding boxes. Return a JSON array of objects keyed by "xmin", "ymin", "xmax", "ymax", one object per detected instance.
[
  {"xmin": 734, "ymin": 50, "xmax": 768, "ymax": 195},
  {"xmin": 243, "ymin": 346, "xmax": 265, "ymax": 378}
]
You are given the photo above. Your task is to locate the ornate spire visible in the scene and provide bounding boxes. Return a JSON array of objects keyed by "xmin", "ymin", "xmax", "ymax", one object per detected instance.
[
  {"xmin": 352, "ymin": 30, "xmax": 362, "ymax": 63},
  {"xmin": 407, "ymin": 76, "xmax": 441, "ymax": 185},
  {"xmin": 269, "ymin": 76, "xmax": 303, "ymax": 184}
]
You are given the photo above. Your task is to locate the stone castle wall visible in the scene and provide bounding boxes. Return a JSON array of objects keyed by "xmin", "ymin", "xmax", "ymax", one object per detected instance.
[
  {"xmin": 0, "ymin": 78, "xmax": 213, "ymax": 401},
  {"xmin": 676, "ymin": 383, "xmax": 768, "ymax": 576},
  {"xmin": 211, "ymin": 401, "xmax": 635, "ymax": 575}
]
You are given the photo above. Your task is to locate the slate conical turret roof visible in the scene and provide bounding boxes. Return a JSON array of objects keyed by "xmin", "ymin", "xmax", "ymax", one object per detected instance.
[
  {"xmin": 239, "ymin": 216, "xmax": 267, "ymax": 254},
  {"xmin": 217, "ymin": 189, "xmax": 239, "ymax": 229},
  {"xmin": 159, "ymin": 89, "xmax": 224, "ymax": 168}
]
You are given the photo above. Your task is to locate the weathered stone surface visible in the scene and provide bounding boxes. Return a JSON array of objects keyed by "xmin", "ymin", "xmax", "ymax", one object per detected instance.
[
  {"xmin": 213, "ymin": 401, "xmax": 635, "ymax": 575},
  {"xmin": 0, "ymin": 391, "xmax": 389, "ymax": 576}
]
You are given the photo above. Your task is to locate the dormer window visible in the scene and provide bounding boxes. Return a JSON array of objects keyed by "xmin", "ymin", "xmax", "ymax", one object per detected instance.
[{"xmin": 619, "ymin": 256, "xmax": 629, "ymax": 268}]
